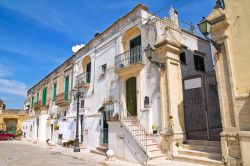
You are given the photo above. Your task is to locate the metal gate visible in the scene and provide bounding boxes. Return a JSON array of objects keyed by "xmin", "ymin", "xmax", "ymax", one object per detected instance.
[
  {"xmin": 5, "ymin": 120, "xmax": 17, "ymax": 135},
  {"xmin": 183, "ymin": 72, "xmax": 222, "ymax": 141}
]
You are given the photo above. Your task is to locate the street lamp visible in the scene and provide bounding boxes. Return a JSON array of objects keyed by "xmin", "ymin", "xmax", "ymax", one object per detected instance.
[
  {"xmin": 72, "ymin": 81, "xmax": 86, "ymax": 152},
  {"xmin": 144, "ymin": 44, "xmax": 166, "ymax": 70},
  {"xmin": 197, "ymin": 17, "xmax": 222, "ymax": 53}
]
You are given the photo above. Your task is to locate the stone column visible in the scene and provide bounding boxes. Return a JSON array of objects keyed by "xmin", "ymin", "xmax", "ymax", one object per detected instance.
[
  {"xmin": 207, "ymin": 7, "xmax": 249, "ymax": 166},
  {"xmin": 154, "ymin": 39, "xmax": 185, "ymax": 158}
]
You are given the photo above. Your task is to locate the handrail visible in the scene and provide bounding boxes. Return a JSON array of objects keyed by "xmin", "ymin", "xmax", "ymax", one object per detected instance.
[{"xmin": 118, "ymin": 103, "xmax": 148, "ymax": 155}]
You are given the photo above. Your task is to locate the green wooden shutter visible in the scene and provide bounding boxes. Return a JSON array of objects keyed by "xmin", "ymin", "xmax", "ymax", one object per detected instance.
[
  {"xmin": 31, "ymin": 96, "xmax": 34, "ymax": 109},
  {"xmin": 42, "ymin": 87, "xmax": 47, "ymax": 106},
  {"xmin": 64, "ymin": 76, "xmax": 69, "ymax": 101},
  {"xmin": 53, "ymin": 83, "xmax": 57, "ymax": 100}
]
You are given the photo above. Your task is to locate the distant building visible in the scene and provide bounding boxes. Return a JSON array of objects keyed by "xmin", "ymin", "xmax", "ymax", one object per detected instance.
[{"xmin": 0, "ymin": 100, "xmax": 26, "ymax": 135}]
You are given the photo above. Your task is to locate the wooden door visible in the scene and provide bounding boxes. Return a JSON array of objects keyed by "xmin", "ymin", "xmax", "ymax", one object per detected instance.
[{"xmin": 126, "ymin": 77, "xmax": 137, "ymax": 116}]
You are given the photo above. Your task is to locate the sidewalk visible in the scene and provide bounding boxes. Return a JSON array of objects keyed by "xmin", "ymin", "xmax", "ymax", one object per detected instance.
[
  {"xmin": 22, "ymin": 140, "xmax": 140, "ymax": 166},
  {"xmin": 20, "ymin": 140, "xmax": 204, "ymax": 166}
]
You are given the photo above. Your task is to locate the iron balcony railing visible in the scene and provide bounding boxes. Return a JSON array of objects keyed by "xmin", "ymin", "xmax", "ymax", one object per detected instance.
[
  {"xmin": 115, "ymin": 45, "xmax": 143, "ymax": 70},
  {"xmin": 76, "ymin": 72, "xmax": 91, "ymax": 85},
  {"xmin": 55, "ymin": 92, "xmax": 70, "ymax": 106}
]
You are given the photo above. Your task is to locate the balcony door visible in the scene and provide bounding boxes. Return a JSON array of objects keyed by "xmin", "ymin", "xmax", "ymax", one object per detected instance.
[
  {"xmin": 126, "ymin": 77, "xmax": 137, "ymax": 117},
  {"xmin": 129, "ymin": 35, "xmax": 141, "ymax": 64}
]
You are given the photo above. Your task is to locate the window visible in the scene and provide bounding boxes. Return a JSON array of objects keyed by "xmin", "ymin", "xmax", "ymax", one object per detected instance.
[
  {"xmin": 42, "ymin": 87, "xmax": 47, "ymax": 106},
  {"xmin": 194, "ymin": 55, "xmax": 205, "ymax": 72},
  {"xmin": 64, "ymin": 76, "xmax": 69, "ymax": 101},
  {"xmin": 31, "ymin": 96, "xmax": 34, "ymax": 109},
  {"xmin": 81, "ymin": 100, "xmax": 85, "ymax": 108},
  {"xmin": 36, "ymin": 92, "xmax": 39, "ymax": 102},
  {"xmin": 53, "ymin": 82, "xmax": 57, "ymax": 100},
  {"xmin": 101, "ymin": 64, "xmax": 107, "ymax": 73},
  {"xmin": 180, "ymin": 52, "xmax": 186, "ymax": 64},
  {"xmin": 86, "ymin": 63, "xmax": 91, "ymax": 83}
]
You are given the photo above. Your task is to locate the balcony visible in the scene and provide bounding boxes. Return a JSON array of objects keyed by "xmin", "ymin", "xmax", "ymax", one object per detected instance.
[
  {"xmin": 115, "ymin": 46, "xmax": 144, "ymax": 77},
  {"xmin": 34, "ymin": 100, "xmax": 41, "ymax": 111},
  {"xmin": 75, "ymin": 72, "xmax": 91, "ymax": 89},
  {"xmin": 103, "ymin": 103, "xmax": 120, "ymax": 121},
  {"xmin": 55, "ymin": 92, "xmax": 70, "ymax": 106}
]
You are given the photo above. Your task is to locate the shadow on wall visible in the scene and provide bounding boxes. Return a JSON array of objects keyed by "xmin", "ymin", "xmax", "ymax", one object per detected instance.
[
  {"xmin": 238, "ymin": 96, "xmax": 250, "ymax": 131},
  {"xmin": 178, "ymin": 100, "xmax": 185, "ymax": 133},
  {"xmin": 122, "ymin": 125, "xmax": 148, "ymax": 164}
]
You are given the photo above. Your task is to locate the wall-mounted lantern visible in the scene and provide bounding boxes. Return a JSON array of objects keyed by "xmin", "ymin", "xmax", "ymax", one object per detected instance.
[
  {"xmin": 144, "ymin": 44, "xmax": 166, "ymax": 70},
  {"xmin": 197, "ymin": 17, "xmax": 222, "ymax": 53}
]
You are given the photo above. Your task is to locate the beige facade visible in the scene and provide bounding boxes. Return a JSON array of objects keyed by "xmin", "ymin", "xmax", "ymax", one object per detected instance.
[
  {"xmin": 207, "ymin": 1, "xmax": 250, "ymax": 165},
  {"xmin": 0, "ymin": 100, "xmax": 26, "ymax": 134}
]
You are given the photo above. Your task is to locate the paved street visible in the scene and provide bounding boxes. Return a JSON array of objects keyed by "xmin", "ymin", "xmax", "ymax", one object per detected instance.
[{"xmin": 0, "ymin": 141, "xmax": 103, "ymax": 166}]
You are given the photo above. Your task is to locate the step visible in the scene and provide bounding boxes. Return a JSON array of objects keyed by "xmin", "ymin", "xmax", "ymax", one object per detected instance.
[
  {"xmin": 178, "ymin": 149, "xmax": 222, "ymax": 160},
  {"xmin": 185, "ymin": 140, "xmax": 221, "ymax": 147},
  {"xmin": 140, "ymin": 139, "xmax": 154, "ymax": 145},
  {"xmin": 90, "ymin": 149, "xmax": 106, "ymax": 156},
  {"xmin": 182, "ymin": 144, "xmax": 222, "ymax": 153},
  {"xmin": 148, "ymin": 153, "xmax": 166, "ymax": 160},
  {"xmin": 148, "ymin": 145, "xmax": 161, "ymax": 152},
  {"xmin": 174, "ymin": 154, "xmax": 223, "ymax": 166},
  {"xmin": 96, "ymin": 146, "xmax": 108, "ymax": 153}
]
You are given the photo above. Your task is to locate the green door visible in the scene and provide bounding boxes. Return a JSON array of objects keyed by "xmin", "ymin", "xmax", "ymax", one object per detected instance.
[
  {"xmin": 5, "ymin": 120, "xmax": 17, "ymax": 135},
  {"xmin": 102, "ymin": 117, "xmax": 108, "ymax": 144},
  {"xmin": 126, "ymin": 77, "xmax": 137, "ymax": 116}
]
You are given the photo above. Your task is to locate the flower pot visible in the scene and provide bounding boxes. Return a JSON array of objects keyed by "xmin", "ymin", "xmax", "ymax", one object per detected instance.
[{"xmin": 153, "ymin": 130, "xmax": 157, "ymax": 134}]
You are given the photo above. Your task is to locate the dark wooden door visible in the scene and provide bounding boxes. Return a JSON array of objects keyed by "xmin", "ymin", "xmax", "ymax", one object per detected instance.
[
  {"xmin": 183, "ymin": 73, "xmax": 222, "ymax": 141},
  {"xmin": 126, "ymin": 77, "xmax": 137, "ymax": 116}
]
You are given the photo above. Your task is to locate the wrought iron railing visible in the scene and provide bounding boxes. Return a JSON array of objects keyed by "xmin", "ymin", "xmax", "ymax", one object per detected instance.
[
  {"xmin": 119, "ymin": 104, "xmax": 148, "ymax": 156},
  {"xmin": 115, "ymin": 46, "xmax": 143, "ymax": 70},
  {"xmin": 34, "ymin": 100, "xmax": 41, "ymax": 111},
  {"xmin": 76, "ymin": 72, "xmax": 91, "ymax": 84},
  {"xmin": 55, "ymin": 92, "xmax": 70, "ymax": 106}
]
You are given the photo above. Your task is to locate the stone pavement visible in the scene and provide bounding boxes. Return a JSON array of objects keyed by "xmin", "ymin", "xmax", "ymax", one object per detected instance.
[{"xmin": 0, "ymin": 140, "xmax": 206, "ymax": 166}]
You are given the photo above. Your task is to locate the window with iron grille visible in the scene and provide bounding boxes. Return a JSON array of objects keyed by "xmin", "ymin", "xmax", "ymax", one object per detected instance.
[
  {"xmin": 180, "ymin": 52, "xmax": 186, "ymax": 64},
  {"xmin": 194, "ymin": 54, "xmax": 205, "ymax": 72}
]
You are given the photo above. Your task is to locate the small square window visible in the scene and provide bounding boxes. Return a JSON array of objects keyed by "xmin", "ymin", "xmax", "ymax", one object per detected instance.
[
  {"xmin": 194, "ymin": 55, "xmax": 205, "ymax": 72},
  {"xmin": 180, "ymin": 52, "xmax": 186, "ymax": 64},
  {"xmin": 101, "ymin": 64, "xmax": 107, "ymax": 72},
  {"xmin": 81, "ymin": 100, "xmax": 85, "ymax": 108}
]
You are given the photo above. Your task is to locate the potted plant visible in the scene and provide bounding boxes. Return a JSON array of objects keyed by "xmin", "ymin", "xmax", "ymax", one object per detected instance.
[
  {"xmin": 152, "ymin": 124, "xmax": 158, "ymax": 134},
  {"xmin": 54, "ymin": 124, "xmax": 59, "ymax": 131},
  {"xmin": 15, "ymin": 129, "xmax": 23, "ymax": 140}
]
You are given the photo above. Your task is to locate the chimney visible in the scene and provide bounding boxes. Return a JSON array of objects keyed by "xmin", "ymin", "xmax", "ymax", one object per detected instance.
[{"xmin": 169, "ymin": 6, "xmax": 179, "ymax": 28}]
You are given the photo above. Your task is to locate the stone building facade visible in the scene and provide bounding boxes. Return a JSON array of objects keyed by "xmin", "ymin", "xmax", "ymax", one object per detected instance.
[
  {"xmin": 0, "ymin": 100, "xmax": 26, "ymax": 134},
  {"xmin": 24, "ymin": 3, "xmax": 217, "ymax": 165},
  {"xmin": 206, "ymin": 0, "xmax": 250, "ymax": 165}
]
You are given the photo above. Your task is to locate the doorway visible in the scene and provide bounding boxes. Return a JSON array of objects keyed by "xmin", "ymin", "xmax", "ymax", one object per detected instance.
[
  {"xmin": 126, "ymin": 77, "xmax": 137, "ymax": 116},
  {"xmin": 183, "ymin": 73, "xmax": 222, "ymax": 141}
]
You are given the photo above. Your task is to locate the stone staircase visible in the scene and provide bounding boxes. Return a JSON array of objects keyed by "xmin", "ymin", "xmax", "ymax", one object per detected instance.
[
  {"xmin": 121, "ymin": 117, "xmax": 166, "ymax": 160},
  {"xmin": 174, "ymin": 140, "xmax": 223, "ymax": 165},
  {"xmin": 90, "ymin": 144, "xmax": 108, "ymax": 156}
]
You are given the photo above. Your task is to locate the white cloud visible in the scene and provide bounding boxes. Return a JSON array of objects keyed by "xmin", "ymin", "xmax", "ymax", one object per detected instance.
[
  {"xmin": 72, "ymin": 44, "xmax": 85, "ymax": 53},
  {"xmin": 0, "ymin": 63, "xmax": 12, "ymax": 77},
  {"xmin": 0, "ymin": 79, "xmax": 27, "ymax": 97}
]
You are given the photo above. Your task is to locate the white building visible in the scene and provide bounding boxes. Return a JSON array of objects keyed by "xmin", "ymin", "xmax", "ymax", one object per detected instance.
[
  {"xmin": 71, "ymin": 4, "xmax": 214, "ymax": 164},
  {"xmin": 24, "ymin": 3, "xmax": 217, "ymax": 165}
]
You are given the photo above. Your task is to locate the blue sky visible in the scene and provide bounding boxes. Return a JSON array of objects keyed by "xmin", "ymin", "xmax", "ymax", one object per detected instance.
[{"xmin": 0, "ymin": 0, "xmax": 216, "ymax": 109}]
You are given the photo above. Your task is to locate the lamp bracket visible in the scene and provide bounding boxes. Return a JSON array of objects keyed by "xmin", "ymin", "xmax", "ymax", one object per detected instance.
[
  {"xmin": 152, "ymin": 61, "xmax": 166, "ymax": 70},
  {"xmin": 205, "ymin": 36, "xmax": 222, "ymax": 53}
]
